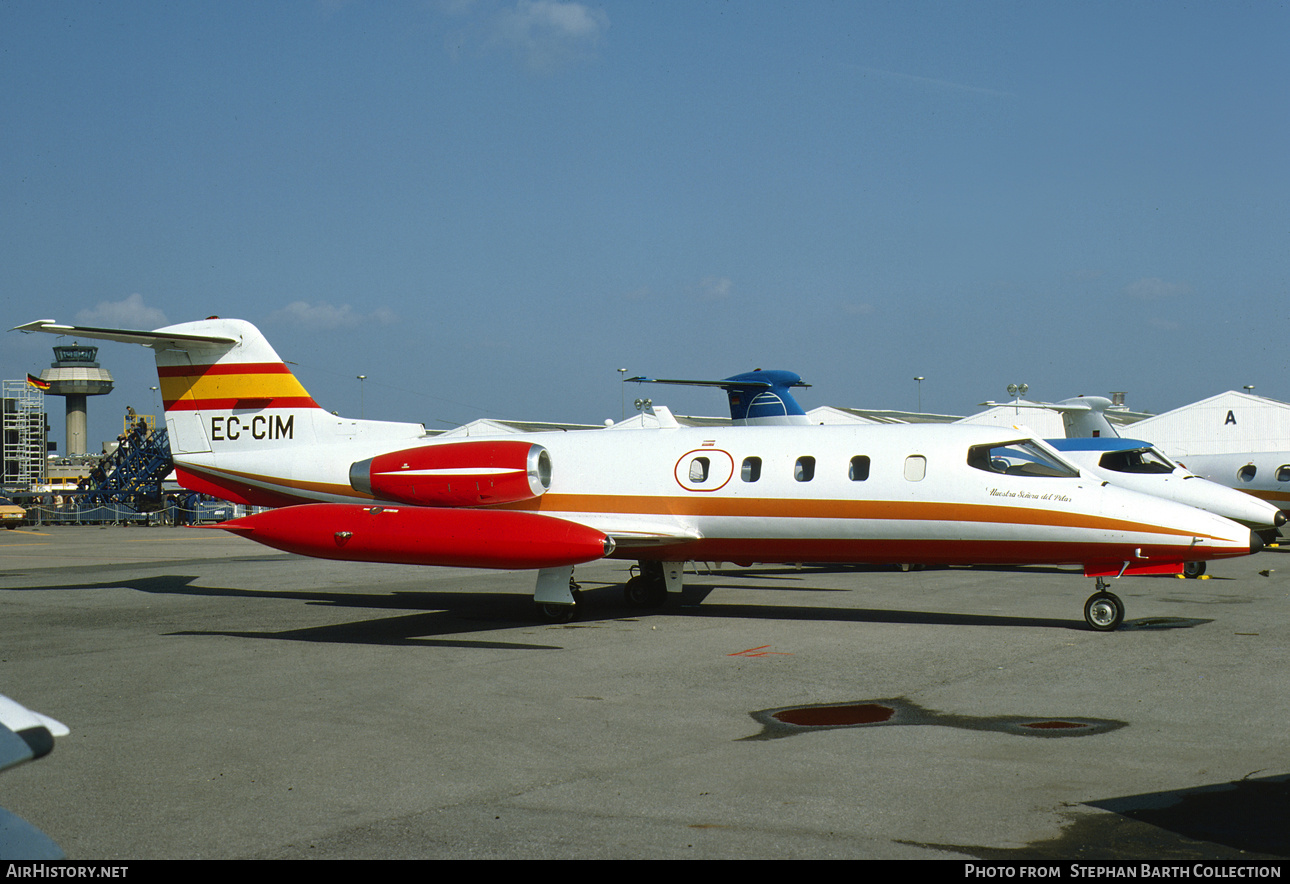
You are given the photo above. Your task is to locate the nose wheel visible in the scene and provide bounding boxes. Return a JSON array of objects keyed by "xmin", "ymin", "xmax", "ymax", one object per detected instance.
[{"xmin": 1084, "ymin": 580, "xmax": 1125, "ymax": 631}]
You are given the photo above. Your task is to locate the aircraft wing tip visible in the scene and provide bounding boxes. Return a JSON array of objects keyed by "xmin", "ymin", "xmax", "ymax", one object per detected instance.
[{"xmin": 10, "ymin": 320, "xmax": 59, "ymax": 333}]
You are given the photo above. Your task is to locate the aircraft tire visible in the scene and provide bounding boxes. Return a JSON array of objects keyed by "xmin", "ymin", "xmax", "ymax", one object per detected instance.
[
  {"xmin": 623, "ymin": 574, "xmax": 667, "ymax": 608},
  {"xmin": 1084, "ymin": 591, "xmax": 1125, "ymax": 632},
  {"xmin": 537, "ymin": 602, "xmax": 576, "ymax": 624},
  {"xmin": 1183, "ymin": 561, "xmax": 1207, "ymax": 579}
]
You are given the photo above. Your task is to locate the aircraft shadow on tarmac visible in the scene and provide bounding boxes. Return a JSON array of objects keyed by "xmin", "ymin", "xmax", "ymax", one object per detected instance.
[
  {"xmin": 907, "ymin": 773, "xmax": 1290, "ymax": 860},
  {"xmin": 5, "ymin": 572, "xmax": 1212, "ymax": 646}
]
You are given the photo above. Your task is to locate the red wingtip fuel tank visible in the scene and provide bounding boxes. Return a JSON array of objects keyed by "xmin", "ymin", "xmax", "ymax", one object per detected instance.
[
  {"xmin": 213, "ymin": 504, "xmax": 615, "ymax": 570},
  {"xmin": 350, "ymin": 440, "xmax": 552, "ymax": 508}
]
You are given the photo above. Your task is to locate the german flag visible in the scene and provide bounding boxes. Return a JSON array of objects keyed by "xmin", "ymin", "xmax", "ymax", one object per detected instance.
[{"xmin": 26, "ymin": 373, "xmax": 50, "ymax": 391}]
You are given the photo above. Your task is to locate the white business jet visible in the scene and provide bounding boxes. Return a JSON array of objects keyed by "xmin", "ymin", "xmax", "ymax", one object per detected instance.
[{"xmin": 14, "ymin": 319, "xmax": 1263, "ymax": 631}]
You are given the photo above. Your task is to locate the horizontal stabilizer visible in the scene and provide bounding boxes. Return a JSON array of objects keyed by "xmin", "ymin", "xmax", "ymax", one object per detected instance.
[{"xmin": 12, "ymin": 319, "xmax": 238, "ymax": 348}]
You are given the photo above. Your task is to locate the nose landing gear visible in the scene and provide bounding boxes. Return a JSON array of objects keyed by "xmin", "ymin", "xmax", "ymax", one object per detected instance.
[{"xmin": 1084, "ymin": 577, "xmax": 1125, "ymax": 631}]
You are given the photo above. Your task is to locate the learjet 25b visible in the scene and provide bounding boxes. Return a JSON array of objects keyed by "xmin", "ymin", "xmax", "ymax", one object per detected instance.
[{"xmin": 14, "ymin": 317, "xmax": 1264, "ymax": 630}]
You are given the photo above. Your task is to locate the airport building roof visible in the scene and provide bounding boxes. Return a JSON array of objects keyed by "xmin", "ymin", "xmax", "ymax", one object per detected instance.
[
  {"xmin": 1127, "ymin": 390, "xmax": 1290, "ymax": 456},
  {"xmin": 808, "ymin": 405, "xmax": 963, "ymax": 426}
]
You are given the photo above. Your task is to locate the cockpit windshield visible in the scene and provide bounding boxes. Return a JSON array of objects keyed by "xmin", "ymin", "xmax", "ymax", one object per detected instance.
[
  {"xmin": 1098, "ymin": 446, "xmax": 1176, "ymax": 474},
  {"xmin": 967, "ymin": 440, "xmax": 1080, "ymax": 479}
]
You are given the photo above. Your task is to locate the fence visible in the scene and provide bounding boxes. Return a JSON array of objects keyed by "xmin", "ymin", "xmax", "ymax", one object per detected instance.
[{"xmin": 13, "ymin": 497, "xmax": 238, "ymax": 527}]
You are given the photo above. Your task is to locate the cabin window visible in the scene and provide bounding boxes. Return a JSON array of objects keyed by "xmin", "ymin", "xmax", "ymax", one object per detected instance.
[
  {"xmin": 1098, "ymin": 447, "xmax": 1175, "ymax": 475},
  {"xmin": 1277, "ymin": 465, "xmax": 1290, "ymax": 483},
  {"xmin": 966, "ymin": 440, "xmax": 1079, "ymax": 478},
  {"xmin": 904, "ymin": 455, "xmax": 926, "ymax": 482},
  {"xmin": 1238, "ymin": 464, "xmax": 1257, "ymax": 483},
  {"xmin": 849, "ymin": 455, "xmax": 871, "ymax": 481},
  {"xmin": 741, "ymin": 456, "xmax": 762, "ymax": 482},
  {"xmin": 688, "ymin": 457, "xmax": 710, "ymax": 483},
  {"xmin": 794, "ymin": 456, "xmax": 816, "ymax": 482}
]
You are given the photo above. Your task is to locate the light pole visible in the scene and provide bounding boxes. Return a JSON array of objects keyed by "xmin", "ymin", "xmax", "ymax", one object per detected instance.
[
  {"xmin": 357, "ymin": 375, "xmax": 367, "ymax": 418},
  {"xmin": 618, "ymin": 368, "xmax": 628, "ymax": 421},
  {"xmin": 1007, "ymin": 383, "xmax": 1028, "ymax": 415},
  {"xmin": 913, "ymin": 376, "xmax": 924, "ymax": 413}
]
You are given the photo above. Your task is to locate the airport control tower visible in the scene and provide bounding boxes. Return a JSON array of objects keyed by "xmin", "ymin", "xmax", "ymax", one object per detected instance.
[{"xmin": 40, "ymin": 344, "xmax": 114, "ymax": 456}]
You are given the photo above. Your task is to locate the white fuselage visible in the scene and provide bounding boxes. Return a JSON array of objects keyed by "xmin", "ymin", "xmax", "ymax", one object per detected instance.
[
  {"xmin": 1171, "ymin": 451, "xmax": 1290, "ymax": 512},
  {"xmin": 177, "ymin": 417, "xmax": 1255, "ymax": 570}
]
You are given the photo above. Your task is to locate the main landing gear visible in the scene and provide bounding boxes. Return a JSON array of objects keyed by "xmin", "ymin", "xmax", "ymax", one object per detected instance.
[
  {"xmin": 623, "ymin": 561, "xmax": 668, "ymax": 608},
  {"xmin": 1083, "ymin": 577, "xmax": 1125, "ymax": 632},
  {"xmin": 534, "ymin": 561, "xmax": 681, "ymax": 623},
  {"xmin": 534, "ymin": 566, "xmax": 582, "ymax": 624},
  {"xmin": 537, "ymin": 582, "xmax": 582, "ymax": 624}
]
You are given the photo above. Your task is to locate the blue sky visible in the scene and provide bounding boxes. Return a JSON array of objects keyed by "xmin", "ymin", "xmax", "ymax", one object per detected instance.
[{"xmin": 4, "ymin": 1, "xmax": 1288, "ymax": 450}]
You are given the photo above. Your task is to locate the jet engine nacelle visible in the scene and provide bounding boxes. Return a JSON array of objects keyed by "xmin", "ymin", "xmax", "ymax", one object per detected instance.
[{"xmin": 350, "ymin": 440, "xmax": 552, "ymax": 507}]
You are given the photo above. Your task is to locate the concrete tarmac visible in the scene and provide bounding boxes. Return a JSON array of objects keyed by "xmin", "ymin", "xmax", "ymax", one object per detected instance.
[{"xmin": 0, "ymin": 525, "xmax": 1287, "ymax": 860}]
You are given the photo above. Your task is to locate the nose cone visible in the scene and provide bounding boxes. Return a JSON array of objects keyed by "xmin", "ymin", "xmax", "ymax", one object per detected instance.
[
  {"xmin": 1182, "ymin": 479, "xmax": 1287, "ymax": 530},
  {"xmin": 1096, "ymin": 483, "xmax": 1260, "ymax": 565}
]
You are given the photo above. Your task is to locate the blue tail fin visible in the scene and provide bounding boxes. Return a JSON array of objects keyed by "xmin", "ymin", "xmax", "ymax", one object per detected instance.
[{"xmin": 628, "ymin": 370, "xmax": 810, "ymax": 425}]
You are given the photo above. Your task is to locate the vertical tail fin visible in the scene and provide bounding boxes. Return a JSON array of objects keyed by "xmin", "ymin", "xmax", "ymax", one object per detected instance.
[
  {"xmin": 150, "ymin": 318, "xmax": 321, "ymax": 455},
  {"xmin": 14, "ymin": 318, "xmax": 321, "ymax": 456},
  {"xmin": 1053, "ymin": 396, "xmax": 1121, "ymax": 439},
  {"xmin": 13, "ymin": 318, "xmax": 425, "ymax": 506},
  {"xmin": 627, "ymin": 370, "xmax": 812, "ymax": 425}
]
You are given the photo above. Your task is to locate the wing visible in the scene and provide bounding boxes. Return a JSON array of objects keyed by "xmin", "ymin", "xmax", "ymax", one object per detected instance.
[
  {"xmin": 0, "ymin": 695, "xmax": 68, "ymax": 859},
  {"xmin": 0, "ymin": 694, "xmax": 68, "ymax": 772}
]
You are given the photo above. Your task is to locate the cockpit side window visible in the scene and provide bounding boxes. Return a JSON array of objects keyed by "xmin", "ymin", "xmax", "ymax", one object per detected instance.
[
  {"xmin": 967, "ymin": 440, "xmax": 1079, "ymax": 478},
  {"xmin": 1098, "ymin": 448, "xmax": 1175, "ymax": 475}
]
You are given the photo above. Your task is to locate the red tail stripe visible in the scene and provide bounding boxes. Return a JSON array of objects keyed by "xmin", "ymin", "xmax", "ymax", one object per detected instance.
[
  {"xmin": 163, "ymin": 396, "xmax": 320, "ymax": 411},
  {"xmin": 157, "ymin": 362, "xmax": 293, "ymax": 378}
]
